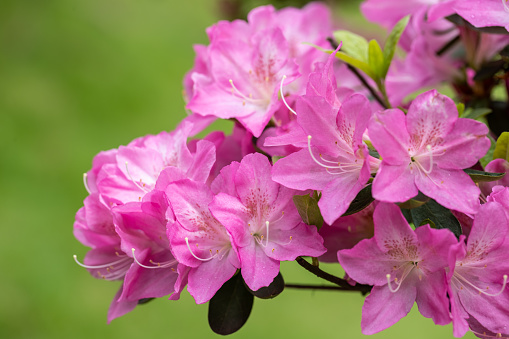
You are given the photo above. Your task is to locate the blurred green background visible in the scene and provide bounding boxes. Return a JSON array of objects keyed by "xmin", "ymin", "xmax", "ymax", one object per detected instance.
[{"xmin": 0, "ymin": 0, "xmax": 475, "ymax": 338}]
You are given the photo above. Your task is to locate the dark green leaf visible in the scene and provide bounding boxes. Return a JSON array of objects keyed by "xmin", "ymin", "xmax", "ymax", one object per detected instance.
[
  {"xmin": 410, "ymin": 199, "xmax": 461, "ymax": 238},
  {"xmin": 462, "ymin": 107, "xmax": 492, "ymax": 120},
  {"xmin": 382, "ymin": 16, "xmax": 409, "ymax": 77},
  {"xmin": 464, "ymin": 169, "xmax": 505, "ymax": 183},
  {"xmin": 208, "ymin": 273, "xmax": 254, "ymax": 335},
  {"xmin": 137, "ymin": 298, "xmax": 155, "ymax": 305},
  {"xmin": 342, "ymin": 184, "xmax": 374, "ymax": 216},
  {"xmin": 293, "ymin": 193, "xmax": 324, "ymax": 229},
  {"xmin": 246, "ymin": 272, "xmax": 284, "ymax": 299}
]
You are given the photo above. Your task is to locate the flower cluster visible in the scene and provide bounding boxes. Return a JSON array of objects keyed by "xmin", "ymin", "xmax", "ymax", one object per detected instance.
[{"xmin": 74, "ymin": 1, "xmax": 509, "ymax": 337}]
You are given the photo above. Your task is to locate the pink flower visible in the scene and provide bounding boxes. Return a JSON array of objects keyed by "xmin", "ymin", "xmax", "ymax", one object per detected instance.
[
  {"xmin": 453, "ymin": 0, "xmax": 509, "ymax": 32},
  {"xmin": 186, "ymin": 4, "xmax": 332, "ymax": 137},
  {"xmin": 209, "ymin": 153, "xmax": 326, "ymax": 291},
  {"xmin": 166, "ymin": 179, "xmax": 240, "ymax": 304},
  {"xmin": 446, "ymin": 202, "xmax": 509, "ymax": 337},
  {"xmin": 369, "ymin": 89, "xmax": 490, "ymax": 215},
  {"xmin": 338, "ymin": 202, "xmax": 458, "ymax": 334}
]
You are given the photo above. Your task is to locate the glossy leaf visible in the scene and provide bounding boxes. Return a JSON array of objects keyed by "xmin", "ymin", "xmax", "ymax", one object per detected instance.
[
  {"xmin": 208, "ymin": 273, "xmax": 254, "ymax": 335},
  {"xmin": 293, "ymin": 193, "xmax": 324, "ymax": 230},
  {"xmin": 246, "ymin": 272, "xmax": 284, "ymax": 299},
  {"xmin": 342, "ymin": 184, "xmax": 374, "ymax": 216},
  {"xmin": 410, "ymin": 199, "xmax": 461, "ymax": 238},
  {"xmin": 464, "ymin": 169, "xmax": 505, "ymax": 183}
]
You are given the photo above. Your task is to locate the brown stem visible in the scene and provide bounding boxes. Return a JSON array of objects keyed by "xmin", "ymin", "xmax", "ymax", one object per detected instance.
[
  {"xmin": 295, "ymin": 257, "xmax": 372, "ymax": 295},
  {"xmin": 346, "ymin": 65, "xmax": 389, "ymax": 109}
]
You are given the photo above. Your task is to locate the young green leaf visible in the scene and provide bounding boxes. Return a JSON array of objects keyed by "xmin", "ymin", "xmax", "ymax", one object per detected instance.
[
  {"xmin": 456, "ymin": 102, "xmax": 465, "ymax": 117},
  {"xmin": 333, "ymin": 30, "xmax": 369, "ymax": 62},
  {"xmin": 335, "ymin": 51, "xmax": 375, "ymax": 79},
  {"xmin": 368, "ymin": 39, "xmax": 385, "ymax": 80},
  {"xmin": 208, "ymin": 273, "xmax": 254, "ymax": 335},
  {"xmin": 382, "ymin": 15, "xmax": 410, "ymax": 78},
  {"xmin": 462, "ymin": 107, "xmax": 492, "ymax": 120},
  {"xmin": 493, "ymin": 132, "xmax": 509, "ymax": 161}
]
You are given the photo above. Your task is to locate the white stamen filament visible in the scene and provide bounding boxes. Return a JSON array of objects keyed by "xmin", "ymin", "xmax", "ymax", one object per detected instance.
[
  {"xmin": 255, "ymin": 221, "xmax": 270, "ymax": 247},
  {"xmin": 386, "ymin": 264, "xmax": 415, "ymax": 293},
  {"xmin": 73, "ymin": 254, "xmax": 129, "ymax": 270},
  {"xmin": 280, "ymin": 75, "xmax": 297, "ymax": 115},
  {"xmin": 124, "ymin": 161, "xmax": 150, "ymax": 193},
  {"xmin": 131, "ymin": 248, "xmax": 177, "ymax": 269},
  {"xmin": 454, "ymin": 272, "xmax": 508, "ymax": 297},
  {"xmin": 185, "ymin": 237, "xmax": 217, "ymax": 262},
  {"xmin": 308, "ymin": 136, "xmax": 362, "ymax": 174},
  {"xmin": 228, "ymin": 79, "xmax": 263, "ymax": 104},
  {"xmin": 504, "ymin": 0, "xmax": 509, "ymax": 13},
  {"xmin": 83, "ymin": 173, "xmax": 91, "ymax": 194}
]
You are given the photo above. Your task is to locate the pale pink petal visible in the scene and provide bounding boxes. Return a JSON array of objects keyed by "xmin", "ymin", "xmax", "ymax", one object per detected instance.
[{"xmin": 372, "ymin": 163, "xmax": 419, "ymax": 203}]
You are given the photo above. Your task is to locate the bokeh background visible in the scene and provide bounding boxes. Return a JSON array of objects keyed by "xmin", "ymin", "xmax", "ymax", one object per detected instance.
[{"xmin": 0, "ymin": 0, "xmax": 476, "ymax": 338}]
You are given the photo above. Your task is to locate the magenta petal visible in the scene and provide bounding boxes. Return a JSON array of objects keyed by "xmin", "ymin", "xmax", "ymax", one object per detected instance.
[
  {"xmin": 415, "ymin": 270, "xmax": 450, "ymax": 325},
  {"xmin": 107, "ymin": 285, "xmax": 138, "ymax": 323},
  {"xmin": 437, "ymin": 118, "xmax": 490, "ymax": 169},
  {"xmin": 369, "ymin": 109, "xmax": 410, "ymax": 165},
  {"xmin": 372, "ymin": 163, "xmax": 418, "ymax": 203},
  {"xmin": 265, "ymin": 222, "xmax": 325, "ymax": 260},
  {"xmin": 454, "ymin": 0, "xmax": 509, "ymax": 31},
  {"xmin": 415, "ymin": 167, "xmax": 480, "ymax": 215},
  {"xmin": 239, "ymin": 241, "xmax": 280, "ymax": 291},
  {"xmin": 209, "ymin": 193, "xmax": 252, "ymax": 248},
  {"xmin": 272, "ymin": 148, "xmax": 333, "ymax": 190},
  {"xmin": 187, "ymin": 252, "xmax": 238, "ymax": 304},
  {"xmin": 361, "ymin": 283, "xmax": 416, "ymax": 335},
  {"xmin": 186, "ymin": 140, "xmax": 216, "ymax": 182}
]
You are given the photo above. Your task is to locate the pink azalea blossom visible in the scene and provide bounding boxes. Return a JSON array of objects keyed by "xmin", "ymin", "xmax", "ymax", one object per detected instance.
[
  {"xmin": 166, "ymin": 179, "xmax": 240, "ymax": 304},
  {"xmin": 186, "ymin": 4, "xmax": 332, "ymax": 137},
  {"xmin": 446, "ymin": 202, "xmax": 509, "ymax": 337},
  {"xmin": 453, "ymin": 0, "xmax": 509, "ymax": 32},
  {"xmin": 209, "ymin": 153, "xmax": 326, "ymax": 291},
  {"xmin": 486, "ymin": 185, "xmax": 509, "ymax": 220},
  {"xmin": 369, "ymin": 89, "xmax": 490, "ymax": 215},
  {"xmin": 272, "ymin": 47, "xmax": 379, "ymax": 224},
  {"xmin": 480, "ymin": 159, "xmax": 509, "ymax": 197},
  {"xmin": 338, "ymin": 202, "xmax": 458, "ymax": 334}
]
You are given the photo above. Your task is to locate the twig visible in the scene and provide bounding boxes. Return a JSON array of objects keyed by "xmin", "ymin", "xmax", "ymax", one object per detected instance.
[
  {"xmin": 436, "ymin": 35, "xmax": 460, "ymax": 56},
  {"xmin": 347, "ymin": 65, "xmax": 389, "ymax": 109},
  {"xmin": 295, "ymin": 257, "xmax": 372, "ymax": 295}
]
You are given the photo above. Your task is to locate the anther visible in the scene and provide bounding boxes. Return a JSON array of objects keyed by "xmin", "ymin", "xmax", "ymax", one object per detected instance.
[{"xmin": 131, "ymin": 248, "xmax": 177, "ymax": 269}]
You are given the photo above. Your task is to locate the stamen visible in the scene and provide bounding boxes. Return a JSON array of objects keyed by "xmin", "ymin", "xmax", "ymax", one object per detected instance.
[
  {"xmin": 386, "ymin": 274, "xmax": 403, "ymax": 293},
  {"xmin": 73, "ymin": 254, "xmax": 130, "ymax": 270},
  {"xmin": 280, "ymin": 75, "xmax": 297, "ymax": 115},
  {"xmin": 420, "ymin": 145, "xmax": 434, "ymax": 174},
  {"xmin": 255, "ymin": 221, "xmax": 270, "ymax": 247},
  {"xmin": 455, "ymin": 272, "xmax": 508, "ymax": 297},
  {"xmin": 124, "ymin": 161, "xmax": 150, "ymax": 193},
  {"xmin": 307, "ymin": 136, "xmax": 341, "ymax": 169},
  {"xmin": 228, "ymin": 79, "xmax": 262, "ymax": 103},
  {"xmin": 185, "ymin": 237, "xmax": 216, "ymax": 262},
  {"xmin": 131, "ymin": 248, "xmax": 178, "ymax": 269},
  {"xmin": 83, "ymin": 173, "xmax": 91, "ymax": 194}
]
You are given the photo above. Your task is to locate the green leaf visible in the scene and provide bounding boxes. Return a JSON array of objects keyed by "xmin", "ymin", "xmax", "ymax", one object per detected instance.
[
  {"xmin": 293, "ymin": 193, "xmax": 324, "ymax": 229},
  {"xmin": 409, "ymin": 199, "xmax": 461, "ymax": 238},
  {"xmin": 208, "ymin": 273, "xmax": 254, "ymax": 335},
  {"xmin": 246, "ymin": 272, "xmax": 284, "ymax": 299},
  {"xmin": 368, "ymin": 39, "xmax": 384, "ymax": 80},
  {"xmin": 456, "ymin": 103, "xmax": 465, "ymax": 117},
  {"xmin": 342, "ymin": 184, "xmax": 374, "ymax": 216},
  {"xmin": 335, "ymin": 51, "xmax": 375, "ymax": 79},
  {"xmin": 333, "ymin": 30, "xmax": 369, "ymax": 62},
  {"xmin": 382, "ymin": 15, "xmax": 410, "ymax": 78},
  {"xmin": 493, "ymin": 132, "xmax": 509, "ymax": 161},
  {"xmin": 464, "ymin": 169, "xmax": 505, "ymax": 183},
  {"xmin": 419, "ymin": 218, "xmax": 436, "ymax": 228},
  {"xmin": 462, "ymin": 107, "xmax": 492, "ymax": 120}
]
